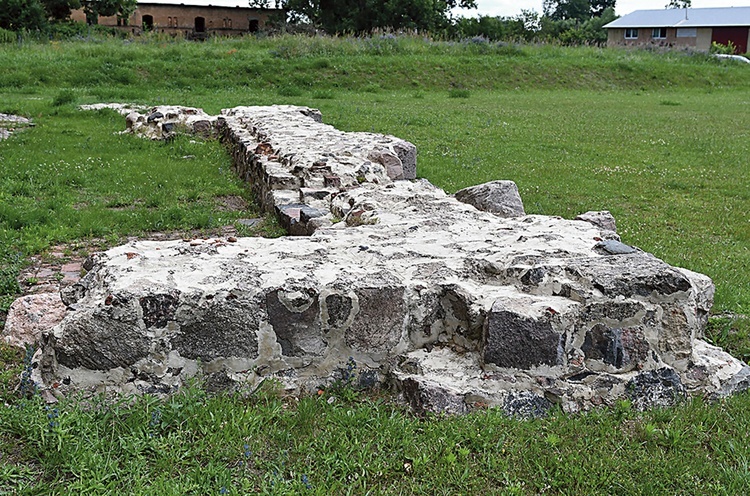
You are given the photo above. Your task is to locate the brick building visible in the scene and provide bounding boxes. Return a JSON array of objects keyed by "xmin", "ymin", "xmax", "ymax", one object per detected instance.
[
  {"xmin": 604, "ymin": 7, "xmax": 750, "ymax": 54},
  {"xmin": 71, "ymin": 0, "xmax": 284, "ymax": 37}
]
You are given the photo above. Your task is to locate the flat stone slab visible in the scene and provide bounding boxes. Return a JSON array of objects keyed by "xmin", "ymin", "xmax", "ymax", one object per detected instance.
[{"xmin": 22, "ymin": 104, "xmax": 750, "ymax": 413}]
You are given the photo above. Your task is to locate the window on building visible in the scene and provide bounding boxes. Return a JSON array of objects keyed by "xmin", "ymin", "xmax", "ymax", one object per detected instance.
[
  {"xmin": 168, "ymin": 17, "xmax": 172, "ymax": 27},
  {"xmin": 249, "ymin": 19, "xmax": 259, "ymax": 32},
  {"xmin": 228, "ymin": 19, "xmax": 232, "ymax": 28},
  {"xmin": 652, "ymin": 28, "xmax": 667, "ymax": 39},
  {"xmin": 676, "ymin": 28, "xmax": 696, "ymax": 38},
  {"xmin": 624, "ymin": 28, "xmax": 638, "ymax": 39},
  {"xmin": 174, "ymin": 17, "xmax": 177, "ymax": 27}
]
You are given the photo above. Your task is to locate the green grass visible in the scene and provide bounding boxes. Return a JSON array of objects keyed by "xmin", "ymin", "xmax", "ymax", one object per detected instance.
[
  {"xmin": 2, "ymin": 377, "xmax": 750, "ymax": 494},
  {"xmin": 1, "ymin": 34, "xmax": 750, "ymax": 494}
]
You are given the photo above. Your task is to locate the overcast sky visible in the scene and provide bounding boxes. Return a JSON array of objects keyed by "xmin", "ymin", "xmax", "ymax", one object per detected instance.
[{"xmin": 452, "ymin": 1, "xmax": 750, "ymax": 18}]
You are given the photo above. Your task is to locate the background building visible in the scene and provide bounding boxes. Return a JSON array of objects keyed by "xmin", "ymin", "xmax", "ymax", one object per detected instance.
[
  {"xmin": 604, "ymin": 7, "xmax": 750, "ymax": 54},
  {"xmin": 71, "ymin": 0, "xmax": 284, "ymax": 37}
]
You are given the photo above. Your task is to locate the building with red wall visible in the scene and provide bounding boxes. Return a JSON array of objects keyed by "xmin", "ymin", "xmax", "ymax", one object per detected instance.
[{"xmin": 605, "ymin": 7, "xmax": 750, "ymax": 54}]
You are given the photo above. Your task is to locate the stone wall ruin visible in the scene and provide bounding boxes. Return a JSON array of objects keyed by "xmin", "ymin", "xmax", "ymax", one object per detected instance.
[{"xmin": 5, "ymin": 104, "xmax": 750, "ymax": 416}]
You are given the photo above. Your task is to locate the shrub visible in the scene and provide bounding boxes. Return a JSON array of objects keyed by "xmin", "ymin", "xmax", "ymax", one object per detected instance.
[
  {"xmin": 710, "ymin": 41, "xmax": 736, "ymax": 55},
  {"xmin": 0, "ymin": 27, "xmax": 15, "ymax": 43}
]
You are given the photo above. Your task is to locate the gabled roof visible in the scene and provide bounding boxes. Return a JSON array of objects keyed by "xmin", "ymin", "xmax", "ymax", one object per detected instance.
[
  {"xmin": 604, "ymin": 7, "xmax": 750, "ymax": 29},
  {"xmin": 138, "ymin": 0, "xmax": 282, "ymax": 8}
]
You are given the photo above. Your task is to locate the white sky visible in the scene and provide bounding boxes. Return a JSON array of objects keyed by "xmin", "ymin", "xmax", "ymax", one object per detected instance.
[{"xmin": 452, "ymin": 1, "xmax": 750, "ymax": 18}]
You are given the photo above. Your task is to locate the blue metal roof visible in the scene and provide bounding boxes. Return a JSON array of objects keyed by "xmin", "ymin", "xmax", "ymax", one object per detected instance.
[{"xmin": 604, "ymin": 7, "xmax": 750, "ymax": 28}]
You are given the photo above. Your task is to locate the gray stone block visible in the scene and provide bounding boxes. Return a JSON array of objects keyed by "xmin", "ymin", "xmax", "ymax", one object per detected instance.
[{"xmin": 455, "ymin": 180, "xmax": 525, "ymax": 218}]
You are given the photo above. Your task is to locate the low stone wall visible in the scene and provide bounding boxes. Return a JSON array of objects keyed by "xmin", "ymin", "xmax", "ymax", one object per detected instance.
[{"xmin": 6, "ymin": 104, "xmax": 749, "ymax": 415}]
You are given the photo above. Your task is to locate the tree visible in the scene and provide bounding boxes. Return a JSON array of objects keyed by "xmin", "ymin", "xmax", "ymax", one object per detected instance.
[
  {"xmin": 666, "ymin": 0, "xmax": 690, "ymax": 8},
  {"xmin": 590, "ymin": 0, "xmax": 615, "ymax": 17},
  {"xmin": 81, "ymin": 0, "xmax": 136, "ymax": 24},
  {"xmin": 543, "ymin": 0, "xmax": 615, "ymax": 21},
  {"xmin": 41, "ymin": 0, "xmax": 81, "ymax": 20},
  {"xmin": 284, "ymin": 0, "xmax": 478, "ymax": 34},
  {"xmin": 0, "ymin": 0, "xmax": 47, "ymax": 31}
]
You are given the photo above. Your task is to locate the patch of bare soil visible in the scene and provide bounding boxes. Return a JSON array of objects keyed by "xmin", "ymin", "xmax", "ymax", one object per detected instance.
[{"xmin": 214, "ymin": 195, "xmax": 250, "ymax": 212}]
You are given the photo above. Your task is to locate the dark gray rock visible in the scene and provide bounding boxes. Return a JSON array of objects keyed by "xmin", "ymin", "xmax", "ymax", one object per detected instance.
[
  {"xmin": 626, "ymin": 368, "xmax": 686, "ymax": 410},
  {"xmin": 266, "ymin": 288, "xmax": 325, "ymax": 356},
  {"xmin": 582, "ymin": 325, "xmax": 649, "ymax": 370},
  {"xmin": 393, "ymin": 141, "xmax": 417, "ymax": 180},
  {"xmin": 139, "ymin": 293, "xmax": 180, "ymax": 329},
  {"xmin": 346, "ymin": 283, "xmax": 405, "ymax": 354},
  {"xmin": 595, "ymin": 240, "xmax": 636, "ymax": 255},
  {"xmin": 324, "ymin": 293, "xmax": 353, "ymax": 329},
  {"xmin": 583, "ymin": 301, "xmax": 644, "ymax": 323},
  {"xmin": 146, "ymin": 111, "xmax": 163, "ymax": 123},
  {"xmin": 503, "ymin": 391, "xmax": 552, "ymax": 418},
  {"xmin": 575, "ymin": 256, "xmax": 692, "ymax": 298},
  {"xmin": 53, "ymin": 299, "xmax": 150, "ymax": 371},
  {"xmin": 483, "ymin": 304, "xmax": 564, "ymax": 369},
  {"xmin": 455, "ymin": 180, "xmax": 525, "ymax": 218},
  {"xmin": 400, "ymin": 377, "xmax": 468, "ymax": 415},
  {"xmin": 173, "ymin": 299, "xmax": 259, "ymax": 361}
]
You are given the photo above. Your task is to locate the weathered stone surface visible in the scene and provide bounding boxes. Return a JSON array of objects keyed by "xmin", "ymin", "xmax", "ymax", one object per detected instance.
[
  {"xmin": 266, "ymin": 288, "xmax": 324, "ymax": 356},
  {"xmin": 26, "ymin": 103, "xmax": 744, "ymax": 413},
  {"xmin": 173, "ymin": 297, "xmax": 260, "ymax": 362},
  {"xmin": 52, "ymin": 299, "xmax": 150, "ymax": 370},
  {"xmin": 400, "ymin": 376, "xmax": 468, "ymax": 415},
  {"xmin": 2, "ymin": 293, "xmax": 67, "ymax": 348},
  {"xmin": 575, "ymin": 210, "xmax": 617, "ymax": 233},
  {"xmin": 595, "ymin": 240, "xmax": 636, "ymax": 255},
  {"xmin": 503, "ymin": 391, "xmax": 553, "ymax": 418},
  {"xmin": 685, "ymin": 339, "xmax": 750, "ymax": 398},
  {"xmin": 581, "ymin": 324, "xmax": 649, "ymax": 371},
  {"xmin": 454, "ymin": 180, "xmax": 525, "ymax": 218},
  {"xmin": 625, "ymin": 368, "xmax": 685, "ymax": 410},
  {"xmin": 483, "ymin": 301, "xmax": 564, "ymax": 369},
  {"xmin": 0, "ymin": 113, "xmax": 33, "ymax": 141}
]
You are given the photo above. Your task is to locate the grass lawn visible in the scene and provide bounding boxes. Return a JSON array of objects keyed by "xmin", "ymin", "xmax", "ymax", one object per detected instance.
[{"xmin": 1, "ymin": 35, "xmax": 749, "ymax": 493}]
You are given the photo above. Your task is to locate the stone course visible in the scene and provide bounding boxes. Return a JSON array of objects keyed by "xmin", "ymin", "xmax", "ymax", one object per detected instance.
[
  {"xmin": 4, "ymin": 104, "xmax": 749, "ymax": 415},
  {"xmin": 0, "ymin": 113, "xmax": 32, "ymax": 140}
]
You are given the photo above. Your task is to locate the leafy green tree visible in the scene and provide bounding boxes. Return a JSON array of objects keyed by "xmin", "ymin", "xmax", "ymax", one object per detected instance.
[
  {"xmin": 284, "ymin": 0, "xmax": 477, "ymax": 34},
  {"xmin": 666, "ymin": 0, "xmax": 691, "ymax": 8},
  {"xmin": 82, "ymin": 0, "xmax": 136, "ymax": 24},
  {"xmin": 42, "ymin": 0, "xmax": 81, "ymax": 20},
  {"xmin": 590, "ymin": 0, "xmax": 615, "ymax": 17},
  {"xmin": 453, "ymin": 10, "xmax": 540, "ymax": 42},
  {"xmin": 0, "ymin": 0, "xmax": 47, "ymax": 31},
  {"xmin": 543, "ymin": 0, "xmax": 615, "ymax": 21}
]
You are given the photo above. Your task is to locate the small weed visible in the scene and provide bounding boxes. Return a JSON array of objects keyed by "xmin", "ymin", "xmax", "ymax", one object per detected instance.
[
  {"xmin": 448, "ymin": 88, "xmax": 470, "ymax": 99},
  {"xmin": 52, "ymin": 89, "xmax": 76, "ymax": 107}
]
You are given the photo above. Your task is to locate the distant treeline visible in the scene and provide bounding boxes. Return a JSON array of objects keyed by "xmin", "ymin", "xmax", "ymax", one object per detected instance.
[{"xmin": 1, "ymin": 0, "xmax": 617, "ymax": 45}]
